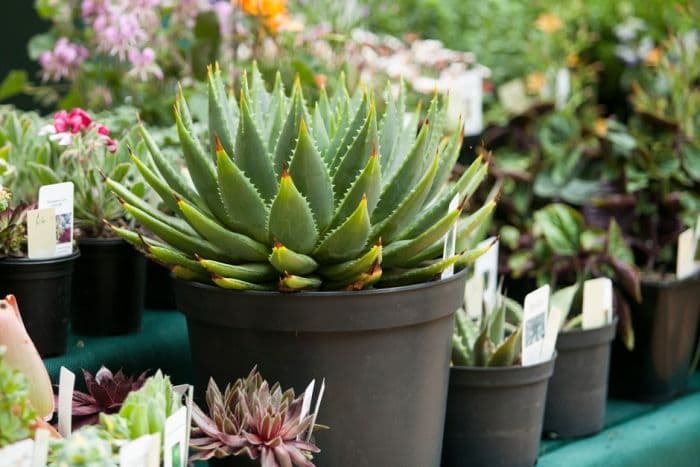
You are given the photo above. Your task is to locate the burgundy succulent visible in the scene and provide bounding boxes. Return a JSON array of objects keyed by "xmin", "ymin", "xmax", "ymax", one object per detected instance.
[
  {"xmin": 62, "ymin": 367, "xmax": 149, "ymax": 429},
  {"xmin": 190, "ymin": 367, "xmax": 322, "ymax": 467}
]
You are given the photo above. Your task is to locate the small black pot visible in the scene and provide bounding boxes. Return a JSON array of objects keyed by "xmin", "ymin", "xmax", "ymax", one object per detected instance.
[
  {"xmin": 543, "ymin": 320, "xmax": 616, "ymax": 438},
  {"xmin": 442, "ymin": 358, "xmax": 555, "ymax": 467},
  {"xmin": 71, "ymin": 238, "xmax": 146, "ymax": 336},
  {"xmin": 176, "ymin": 270, "xmax": 467, "ymax": 467},
  {"xmin": 144, "ymin": 260, "xmax": 176, "ymax": 310},
  {"xmin": 0, "ymin": 252, "xmax": 78, "ymax": 357},
  {"xmin": 609, "ymin": 271, "xmax": 700, "ymax": 402}
]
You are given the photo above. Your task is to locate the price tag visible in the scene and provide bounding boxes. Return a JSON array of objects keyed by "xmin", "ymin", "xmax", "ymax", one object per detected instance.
[
  {"xmin": 441, "ymin": 194, "xmax": 461, "ymax": 280},
  {"xmin": 582, "ymin": 278, "xmax": 613, "ymax": 329},
  {"xmin": 0, "ymin": 439, "xmax": 34, "ymax": 467},
  {"xmin": 38, "ymin": 182, "xmax": 74, "ymax": 257},
  {"xmin": 447, "ymin": 70, "xmax": 483, "ymax": 136},
  {"xmin": 57, "ymin": 367, "xmax": 75, "ymax": 437},
  {"xmin": 474, "ymin": 238, "xmax": 499, "ymax": 313},
  {"xmin": 26, "ymin": 208, "xmax": 56, "ymax": 259},
  {"xmin": 119, "ymin": 434, "xmax": 160, "ymax": 467},
  {"xmin": 522, "ymin": 285, "xmax": 550, "ymax": 366}
]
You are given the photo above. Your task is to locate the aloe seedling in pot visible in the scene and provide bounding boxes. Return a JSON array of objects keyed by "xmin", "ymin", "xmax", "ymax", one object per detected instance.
[{"xmin": 106, "ymin": 64, "xmax": 494, "ymax": 291}]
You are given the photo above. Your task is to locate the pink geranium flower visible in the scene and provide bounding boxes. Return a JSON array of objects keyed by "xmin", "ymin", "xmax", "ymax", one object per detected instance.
[{"xmin": 38, "ymin": 38, "xmax": 89, "ymax": 82}]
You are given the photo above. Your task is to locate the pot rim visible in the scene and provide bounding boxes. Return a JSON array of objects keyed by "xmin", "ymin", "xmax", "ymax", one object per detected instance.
[
  {"xmin": 449, "ymin": 354, "xmax": 556, "ymax": 388},
  {"xmin": 176, "ymin": 266, "xmax": 468, "ymax": 298},
  {"xmin": 641, "ymin": 269, "xmax": 700, "ymax": 288},
  {"xmin": 557, "ymin": 318, "xmax": 617, "ymax": 350},
  {"xmin": 0, "ymin": 250, "xmax": 80, "ymax": 266},
  {"xmin": 77, "ymin": 236, "xmax": 125, "ymax": 246}
]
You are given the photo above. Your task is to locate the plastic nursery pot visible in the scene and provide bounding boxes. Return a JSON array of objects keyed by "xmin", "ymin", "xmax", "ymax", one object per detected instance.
[
  {"xmin": 442, "ymin": 357, "xmax": 555, "ymax": 467},
  {"xmin": 0, "ymin": 251, "xmax": 79, "ymax": 357},
  {"xmin": 609, "ymin": 271, "xmax": 700, "ymax": 402},
  {"xmin": 176, "ymin": 269, "xmax": 467, "ymax": 467},
  {"xmin": 71, "ymin": 237, "xmax": 146, "ymax": 336},
  {"xmin": 144, "ymin": 260, "xmax": 176, "ymax": 310},
  {"xmin": 543, "ymin": 320, "xmax": 616, "ymax": 438}
]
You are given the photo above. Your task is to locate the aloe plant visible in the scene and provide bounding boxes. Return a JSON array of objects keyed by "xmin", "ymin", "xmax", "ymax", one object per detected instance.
[
  {"xmin": 451, "ymin": 294, "xmax": 523, "ymax": 367},
  {"xmin": 106, "ymin": 64, "xmax": 494, "ymax": 291}
]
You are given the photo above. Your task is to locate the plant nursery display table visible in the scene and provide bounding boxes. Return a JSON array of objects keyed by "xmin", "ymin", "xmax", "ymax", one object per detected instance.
[{"xmin": 43, "ymin": 309, "xmax": 700, "ymax": 466}]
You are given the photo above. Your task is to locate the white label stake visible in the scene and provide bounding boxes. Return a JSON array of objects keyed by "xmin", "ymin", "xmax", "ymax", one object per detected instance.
[
  {"xmin": 163, "ymin": 407, "xmax": 188, "ymax": 467},
  {"xmin": 474, "ymin": 238, "xmax": 499, "ymax": 313},
  {"xmin": 26, "ymin": 208, "xmax": 56, "ymax": 259},
  {"xmin": 306, "ymin": 379, "xmax": 326, "ymax": 443},
  {"xmin": 582, "ymin": 278, "xmax": 613, "ymax": 329},
  {"xmin": 57, "ymin": 367, "xmax": 75, "ymax": 437},
  {"xmin": 31, "ymin": 429, "xmax": 49, "ymax": 467},
  {"xmin": 522, "ymin": 285, "xmax": 551, "ymax": 366},
  {"xmin": 119, "ymin": 434, "xmax": 160, "ymax": 467},
  {"xmin": 38, "ymin": 182, "xmax": 74, "ymax": 257}
]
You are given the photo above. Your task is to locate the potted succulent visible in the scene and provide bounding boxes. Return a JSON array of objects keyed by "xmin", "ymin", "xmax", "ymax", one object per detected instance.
[
  {"xmin": 587, "ymin": 32, "xmax": 700, "ymax": 401},
  {"xmin": 442, "ymin": 293, "xmax": 554, "ymax": 467},
  {"xmin": 106, "ymin": 65, "xmax": 494, "ymax": 466},
  {"xmin": 190, "ymin": 367, "xmax": 324, "ymax": 466},
  {"xmin": 0, "ymin": 188, "xmax": 78, "ymax": 356},
  {"xmin": 33, "ymin": 108, "xmax": 146, "ymax": 336}
]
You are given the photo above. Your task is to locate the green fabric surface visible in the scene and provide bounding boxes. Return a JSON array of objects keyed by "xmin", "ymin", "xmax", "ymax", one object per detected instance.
[{"xmin": 43, "ymin": 310, "xmax": 194, "ymax": 389}]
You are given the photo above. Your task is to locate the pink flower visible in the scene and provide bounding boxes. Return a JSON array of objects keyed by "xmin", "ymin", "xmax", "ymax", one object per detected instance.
[
  {"xmin": 96, "ymin": 124, "xmax": 110, "ymax": 136},
  {"xmin": 93, "ymin": 11, "xmax": 147, "ymax": 59},
  {"xmin": 127, "ymin": 47, "xmax": 164, "ymax": 81},
  {"xmin": 106, "ymin": 138, "xmax": 118, "ymax": 153},
  {"xmin": 38, "ymin": 38, "xmax": 89, "ymax": 82},
  {"xmin": 54, "ymin": 109, "xmax": 93, "ymax": 134}
]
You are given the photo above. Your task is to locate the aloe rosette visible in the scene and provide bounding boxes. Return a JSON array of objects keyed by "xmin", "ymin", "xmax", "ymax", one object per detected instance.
[{"xmin": 106, "ymin": 64, "xmax": 494, "ymax": 291}]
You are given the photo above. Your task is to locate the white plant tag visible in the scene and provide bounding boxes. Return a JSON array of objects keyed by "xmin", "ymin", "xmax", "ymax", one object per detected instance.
[
  {"xmin": 300, "ymin": 379, "xmax": 316, "ymax": 422},
  {"xmin": 26, "ymin": 208, "xmax": 56, "ymax": 259},
  {"xmin": 171, "ymin": 384, "xmax": 193, "ymax": 466},
  {"xmin": 447, "ymin": 70, "xmax": 483, "ymax": 136},
  {"xmin": 676, "ymin": 228, "xmax": 698, "ymax": 279},
  {"xmin": 474, "ymin": 238, "xmax": 499, "ymax": 313},
  {"xmin": 31, "ymin": 429, "xmax": 49, "ymax": 467},
  {"xmin": 522, "ymin": 285, "xmax": 550, "ymax": 366},
  {"xmin": 555, "ymin": 68, "xmax": 571, "ymax": 109},
  {"xmin": 441, "ymin": 194, "xmax": 460, "ymax": 280},
  {"xmin": 540, "ymin": 305, "xmax": 561, "ymax": 362},
  {"xmin": 57, "ymin": 366, "xmax": 75, "ymax": 437},
  {"xmin": 306, "ymin": 379, "xmax": 326, "ymax": 443},
  {"xmin": 163, "ymin": 406, "xmax": 188, "ymax": 467},
  {"xmin": 119, "ymin": 434, "xmax": 160, "ymax": 467},
  {"xmin": 582, "ymin": 278, "xmax": 613, "ymax": 329},
  {"xmin": 38, "ymin": 182, "xmax": 74, "ymax": 257},
  {"xmin": 0, "ymin": 439, "xmax": 34, "ymax": 467},
  {"xmin": 464, "ymin": 274, "xmax": 485, "ymax": 319},
  {"xmin": 498, "ymin": 79, "xmax": 530, "ymax": 115}
]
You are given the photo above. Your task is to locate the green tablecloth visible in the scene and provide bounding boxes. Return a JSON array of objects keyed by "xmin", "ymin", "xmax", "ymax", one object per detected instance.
[{"xmin": 44, "ymin": 310, "xmax": 700, "ymax": 466}]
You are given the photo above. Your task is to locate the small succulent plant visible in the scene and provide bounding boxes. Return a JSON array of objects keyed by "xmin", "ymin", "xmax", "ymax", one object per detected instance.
[
  {"xmin": 0, "ymin": 347, "xmax": 36, "ymax": 448},
  {"xmin": 190, "ymin": 367, "xmax": 322, "ymax": 466},
  {"xmin": 452, "ymin": 294, "xmax": 524, "ymax": 367},
  {"xmin": 48, "ymin": 425, "xmax": 118, "ymax": 467},
  {"xmin": 66, "ymin": 366, "xmax": 150, "ymax": 429},
  {"xmin": 0, "ymin": 192, "xmax": 31, "ymax": 258},
  {"xmin": 106, "ymin": 64, "xmax": 494, "ymax": 291}
]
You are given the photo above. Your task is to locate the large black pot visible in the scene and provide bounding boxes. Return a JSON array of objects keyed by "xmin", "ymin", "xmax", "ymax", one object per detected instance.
[
  {"xmin": 442, "ymin": 358, "xmax": 555, "ymax": 467},
  {"xmin": 144, "ymin": 261, "xmax": 176, "ymax": 310},
  {"xmin": 609, "ymin": 271, "xmax": 700, "ymax": 402},
  {"xmin": 0, "ymin": 252, "xmax": 78, "ymax": 357},
  {"xmin": 543, "ymin": 321, "xmax": 616, "ymax": 437},
  {"xmin": 176, "ymin": 270, "xmax": 467, "ymax": 467},
  {"xmin": 72, "ymin": 238, "xmax": 146, "ymax": 335}
]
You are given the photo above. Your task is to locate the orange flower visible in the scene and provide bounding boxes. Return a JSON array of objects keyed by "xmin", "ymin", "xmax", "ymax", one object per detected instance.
[
  {"xmin": 264, "ymin": 12, "xmax": 303, "ymax": 33},
  {"xmin": 566, "ymin": 52, "xmax": 580, "ymax": 68},
  {"xmin": 593, "ymin": 118, "xmax": 608, "ymax": 138},
  {"xmin": 644, "ymin": 47, "xmax": 662, "ymax": 66},
  {"xmin": 535, "ymin": 13, "xmax": 564, "ymax": 33},
  {"xmin": 314, "ymin": 74, "xmax": 327, "ymax": 89},
  {"xmin": 526, "ymin": 72, "xmax": 546, "ymax": 94},
  {"xmin": 238, "ymin": 0, "xmax": 287, "ymax": 17}
]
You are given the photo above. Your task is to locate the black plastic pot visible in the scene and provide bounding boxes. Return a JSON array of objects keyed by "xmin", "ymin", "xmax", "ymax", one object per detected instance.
[
  {"xmin": 609, "ymin": 271, "xmax": 700, "ymax": 402},
  {"xmin": 442, "ymin": 358, "xmax": 555, "ymax": 467},
  {"xmin": 0, "ymin": 252, "xmax": 78, "ymax": 357},
  {"xmin": 144, "ymin": 261, "xmax": 176, "ymax": 310},
  {"xmin": 543, "ymin": 321, "xmax": 616, "ymax": 438},
  {"xmin": 72, "ymin": 238, "xmax": 146, "ymax": 336},
  {"xmin": 176, "ymin": 270, "xmax": 467, "ymax": 467}
]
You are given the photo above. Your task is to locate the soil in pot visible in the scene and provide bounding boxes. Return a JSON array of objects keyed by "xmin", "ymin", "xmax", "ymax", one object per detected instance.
[
  {"xmin": 176, "ymin": 270, "xmax": 467, "ymax": 467},
  {"xmin": 543, "ymin": 320, "xmax": 616, "ymax": 438},
  {"xmin": 442, "ymin": 358, "xmax": 555, "ymax": 467},
  {"xmin": 72, "ymin": 238, "xmax": 146, "ymax": 335},
  {"xmin": 0, "ymin": 251, "xmax": 79, "ymax": 357},
  {"xmin": 609, "ymin": 271, "xmax": 700, "ymax": 402},
  {"xmin": 144, "ymin": 260, "xmax": 176, "ymax": 310}
]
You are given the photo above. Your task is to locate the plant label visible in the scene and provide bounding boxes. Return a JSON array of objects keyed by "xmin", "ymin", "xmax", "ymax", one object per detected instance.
[
  {"xmin": 119, "ymin": 434, "xmax": 160, "ymax": 467},
  {"xmin": 0, "ymin": 439, "xmax": 34, "ymax": 467},
  {"xmin": 57, "ymin": 366, "xmax": 75, "ymax": 437},
  {"xmin": 555, "ymin": 68, "xmax": 571, "ymax": 109},
  {"xmin": 300, "ymin": 379, "xmax": 316, "ymax": 422},
  {"xmin": 464, "ymin": 273, "xmax": 485, "ymax": 319},
  {"xmin": 676, "ymin": 228, "xmax": 699, "ymax": 279},
  {"xmin": 540, "ymin": 304, "xmax": 561, "ymax": 362},
  {"xmin": 26, "ymin": 208, "xmax": 56, "ymax": 259},
  {"xmin": 31, "ymin": 429, "xmax": 49, "ymax": 467},
  {"xmin": 163, "ymin": 406, "xmax": 189, "ymax": 467},
  {"xmin": 498, "ymin": 79, "xmax": 530, "ymax": 115},
  {"xmin": 582, "ymin": 278, "xmax": 613, "ymax": 329},
  {"xmin": 38, "ymin": 182, "xmax": 74, "ymax": 257},
  {"xmin": 441, "ymin": 194, "xmax": 460, "ymax": 280},
  {"xmin": 447, "ymin": 70, "xmax": 483, "ymax": 136},
  {"xmin": 172, "ymin": 384, "xmax": 193, "ymax": 465},
  {"xmin": 474, "ymin": 237, "xmax": 499, "ymax": 313},
  {"xmin": 522, "ymin": 285, "xmax": 550, "ymax": 366},
  {"xmin": 306, "ymin": 379, "xmax": 326, "ymax": 443}
]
